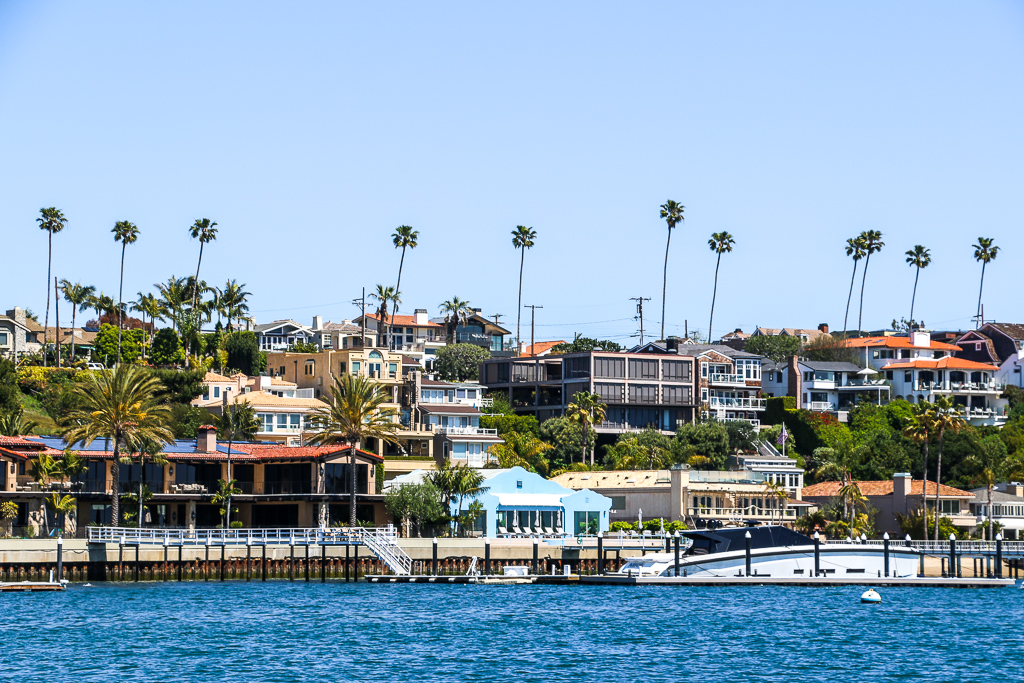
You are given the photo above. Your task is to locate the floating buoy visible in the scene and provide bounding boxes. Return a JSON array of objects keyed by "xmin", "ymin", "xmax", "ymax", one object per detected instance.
[{"xmin": 861, "ymin": 588, "xmax": 881, "ymax": 604}]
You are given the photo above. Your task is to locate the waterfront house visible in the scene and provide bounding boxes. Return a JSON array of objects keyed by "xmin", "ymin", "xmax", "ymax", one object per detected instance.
[
  {"xmin": 954, "ymin": 323, "xmax": 1024, "ymax": 394},
  {"xmin": 519, "ymin": 340, "xmax": 565, "ymax": 357},
  {"xmin": 0, "ymin": 428, "xmax": 386, "ymax": 536},
  {"xmin": 355, "ymin": 309, "xmax": 446, "ymax": 370},
  {"xmin": 386, "ymin": 466, "xmax": 611, "ymax": 537},
  {"xmin": 311, "ymin": 316, "xmax": 365, "ymax": 353},
  {"xmin": 0, "ymin": 308, "xmax": 43, "ymax": 359},
  {"xmin": 254, "ymin": 319, "xmax": 314, "ymax": 352},
  {"xmin": 801, "ymin": 472, "xmax": 976, "ymax": 536},
  {"xmin": 669, "ymin": 344, "xmax": 766, "ymax": 429},
  {"xmin": 749, "ymin": 324, "xmax": 832, "ymax": 345},
  {"xmin": 761, "ymin": 357, "xmax": 890, "ymax": 414},
  {"xmin": 479, "ymin": 346, "xmax": 697, "ymax": 433},
  {"xmin": 430, "ymin": 309, "xmax": 512, "ymax": 356},
  {"xmin": 969, "ymin": 482, "xmax": 1024, "ymax": 539}
]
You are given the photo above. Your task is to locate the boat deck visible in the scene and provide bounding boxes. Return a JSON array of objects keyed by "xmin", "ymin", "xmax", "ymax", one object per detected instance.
[
  {"xmin": 0, "ymin": 581, "xmax": 67, "ymax": 592},
  {"xmin": 581, "ymin": 575, "xmax": 1016, "ymax": 588}
]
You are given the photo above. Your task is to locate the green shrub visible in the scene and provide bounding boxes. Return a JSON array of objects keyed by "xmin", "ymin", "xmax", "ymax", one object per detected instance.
[
  {"xmin": 764, "ymin": 396, "xmax": 796, "ymax": 425},
  {"xmin": 151, "ymin": 328, "xmax": 185, "ymax": 366}
]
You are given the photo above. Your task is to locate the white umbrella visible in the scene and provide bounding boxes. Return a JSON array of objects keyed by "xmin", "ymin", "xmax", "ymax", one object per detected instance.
[
  {"xmin": 857, "ymin": 367, "xmax": 878, "ymax": 375},
  {"xmin": 638, "ymin": 508, "xmax": 643, "ymax": 530}
]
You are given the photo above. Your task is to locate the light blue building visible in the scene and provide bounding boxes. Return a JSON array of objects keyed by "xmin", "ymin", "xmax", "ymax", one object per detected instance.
[{"xmin": 386, "ymin": 466, "xmax": 611, "ymax": 537}]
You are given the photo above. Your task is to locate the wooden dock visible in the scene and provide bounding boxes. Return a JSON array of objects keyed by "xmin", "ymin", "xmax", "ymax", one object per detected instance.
[
  {"xmin": 0, "ymin": 581, "xmax": 67, "ymax": 592},
  {"xmin": 365, "ymin": 574, "xmax": 581, "ymax": 585}
]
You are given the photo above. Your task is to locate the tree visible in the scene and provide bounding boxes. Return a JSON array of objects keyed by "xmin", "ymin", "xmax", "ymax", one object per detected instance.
[
  {"xmin": 60, "ymin": 364, "xmax": 174, "ymax": 525},
  {"xmin": 761, "ymin": 479, "xmax": 791, "ymax": 523},
  {"xmin": 605, "ymin": 432, "xmax": 670, "ymax": 470},
  {"xmin": 37, "ymin": 207, "xmax": 68, "ymax": 366},
  {"xmin": 370, "ymin": 285, "xmax": 401, "ymax": 349},
  {"xmin": 425, "ymin": 460, "xmax": 489, "ymax": 536},
  {"xmin": 439, "ymin": 297, "xmax": 472, "ymax": 345},
  {"xmin": 391, "ymin": 225, "xmax": 418, "ymax": 322},
  {"xmin": 433, "ymin": 343, "xmax": 491, "ymax": 382},
  {"xmin": 0, "ymin": 407, "xmax": 40, "ymax": 436},
  {"xmin": 1, "ymin": 500, "xmax": 18, "ymax": 538},
  {"xmin": 972, "ymin": 237, "xmax": 999, "ymax": 325},
  {"xmin": 132, "ymin": 292, "xmax": 162, "ymax": 357},
  {"xmin": 28, "ymin": 452, "xmax": 62, "ymax": 535},
  {"xmin": 548, "ymin": 337, "xmax": 622, "ymax": 354},
  {"xmin": 217, "ymin": 401, "xmax": 261, "ymax": 527},
  {"xmin": 111, "ymin": 220, "xmax": 140, "ymax": 364},
  {"xmin": 384, "ymin": 481, "xmax": 442, "ymax": 537},
  {"xmin": 675, "ymin": 422, "xmax": 731, "ymax": 470},
  {"xmin": 743, "ymin": 334, "xmax": 802, "ymax": 364},
  {"xmin": 930, "ymin": 395, "xmax": 963, "ymax": 541},
  {"xmin": 904, "ymin": 245, "xmax": 931, "ymax": 328},
  {"xmin": 658, "ymin": 200, "xmax": 684, "ymax": 341},
  {"xmin": 0, "ymin": 357, "xmax": 22, "ymax": 415},
  {"xmin": 565, "ymin": 391, "xmax": 607, "ymax": 465},
  {"xmin": 211, "ymin": 479, "xmax": 242, "ymax": 528},
  {"xmin": 856, "ymin": 230, "xmax": 884, "ymax": 334},
  {"xmin": 123, "ymin": 438, "xmax": 166, "ymax": 529},
  {"xmin": 219, "ymin": 279, "xmax": 251, "ymax": 331},
  {"xmin": 94, "ymin": 324, "xmax": 142, "ymax": 365},
  {"xmin": 511, "ymin": 225, "xmax": 537, "ymax": 350},
  {"xmin": 59, "ymin": 280, "xmax": 96, "ymax": 363},
  {"xmin": 307, "ymin": 374, "xmax": 400, "ymax": 525},
  {"xmin": 903, "ymin": 402, "xmax": 935, "ymax": 541},
  {"xmin": 707, "ymin": 231, "xmax": 735, "ymax": 342},
  {"xmin": 150, "ymin": 328, "xmax": 185, "ymax": 366},
  {"xmin": 189, "ymin": 219, "xmax": 218, "ymax": 310},
  {"xmin": 488, "ymin": 431, "xmax": 552, "ymax": 475},
  {"xmin": 223, "ymin": 331, "xmax": 265, "ymax": 375},
  {"xmin": 801, "ymin": 334, "xmax": 861, "ymax": 365},
  {"xmin": 842, "ymin": 235, "xmax": 867, "ymax": 334},
  {"xmin": 964, "ymin": 437, "xmax": 1023, "ymax": 541}
]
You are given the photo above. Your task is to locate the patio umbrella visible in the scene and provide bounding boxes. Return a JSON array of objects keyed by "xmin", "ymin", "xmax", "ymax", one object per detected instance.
[{"xmin": 638, "ymin": 508, "xmax": 643, "ymax": 530}]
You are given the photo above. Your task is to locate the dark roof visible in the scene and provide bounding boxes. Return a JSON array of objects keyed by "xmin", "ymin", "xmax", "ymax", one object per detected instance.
[
  {"xmin": 672, "ymin": 344, "xmax": 762, "ymax": 360},
  {"xmin": 420, "ymin": 378, "xmax": 455, "ymax": 387},
  {"xmin": 799, "ymin": 360, "xmax": 862, "ymax": 372},
  {"xmin": 986, "ymin": 323, "xmax": 1024, "ymax": 341},
  {"xmin": 419, "ymin": 404, "xmax": 482, "ymax": 415},
  {"xmin": 401, "ymin": 355, "xmax": 422, "ymax": 365}
]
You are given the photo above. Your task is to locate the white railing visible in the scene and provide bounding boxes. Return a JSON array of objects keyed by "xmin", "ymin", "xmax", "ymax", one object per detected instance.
[
  {"xmin": 687, "ymin": 506, "xmax": 797, "ymax": 520},
  {"xmin": 709, "ymin": 397, "xmax": 767, "ymax": 410},
  {"xmin": 479, "ymin": 397, "xmax": 494, "ymax": 407},
  {"xmin": 823, "ymin": 539, "xmax": 1024, "ymax": 555},
  {"xmin": 808, "ymin": 401, "xmax": 835, "ymax": 412},
  {"xmin": 713, "ymin": 416, "xmax": 761, "ymax": 428},
  {"xmin": 350, "ymin": 526, "xmax": 412, "ymax": 575},
  {"xmin": 710, "ymin": 373, "xmax": 746, "ymax": 385},
  {"xmin": 437, "ymin": 426, "xmax": 498, "ymax": 436},
  {"xmin": 841, "ymin": 379, "xmax": 888, "ymax": 388}
]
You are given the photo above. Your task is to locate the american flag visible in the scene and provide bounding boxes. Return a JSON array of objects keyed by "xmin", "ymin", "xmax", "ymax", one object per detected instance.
[{"xmin": 777, "ymin": 423, "xmax": 789, "ymax": 446}]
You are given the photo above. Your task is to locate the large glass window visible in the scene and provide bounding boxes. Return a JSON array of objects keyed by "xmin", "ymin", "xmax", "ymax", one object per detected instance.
[
  {"xmin": 573, "ymin": 511, "xmax": 600, "ymax": 535},
  {"xmin": 663, "ymin": 360, "xmax": 689, "ymax": 381},
  {"xmin": 264, "ymin": 463, "xmax": 312, "ymax": 494},
  {"xmin": 594, "ymin": 357, "xmax": 625, "ymax": 378},
  {"xmin": 628, "ymin": 359, "xmax": 659, "ymax": 379},
  {"xmin": 323, "ymin": 463, "xmax": 368, "ymax": 495},
  {"xmin": 629, "ymin": 384, "xmax": 659, "ymax": 404},
  {"xmin": 594, "ymin": 382, "xmax": 623, "ymax": 403}
]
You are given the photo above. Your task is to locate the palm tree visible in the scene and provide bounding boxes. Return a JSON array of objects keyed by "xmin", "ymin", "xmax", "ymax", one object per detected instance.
[
  {"xmin": 0, "ymin": 407, "xmax": 39, "ymax": 436},
  {"xmin": 905, "ymin": 245, "xmax": 931, "ymax": 328},
  {"xmin": 511, "ymin": 226, "xmax": 537, "ymax": 351},
  {"xmin": 761, "ymin": 479, "xmax": 790, "ymax": 523},
  {"xmin": 59, "ymin": 280, "xmax": 96, "ymax": 362},
  {"xmin": 307, "ymin": 374, "xmax": 400, "ymax": 525},
  {"xmin": 842, "ymin": 236, "xmax": 867, "ymax": 334},
  {"xmin": 439, "ymin": 297, "xmax": 472, "ymax": 344},
  {"xmin": 188, "ymin": 219, "xmax": 218, "ymax": 310},
  {"xmin": 837, "ymin": 481, "xmax": 867, "ymax": 531},
  {"xmin": 60, "ymin": 365, "xmax": 174, "ymax": 525},
  {"xmin": 453, "ymin": 465, "xmax": 488, "ymax": 536},
  {"xmin": 965, "ymin": 444, "xmax": 1024, "ymax": 541},
  {"xmin": 370, "ymin": 285, "xmax": 401, "ymax": 349},
  {"xmin": 973, "ymin": 237, "xmax": 999, "ymax": 326},
  {"xmin": 220, "ymin": 279, "xmax": 251, "ymax": 331},
  {"xmin": 112, "ymin": 220, "xmax": 140, "ymax": 364},
  {"xmin": 211, "ymin": 479, "xmax": 242, "ymax": 528},
  {"xmin": 28, "ymin": 453, "xmax": 61, "ymax": 535},
  {"xmin": 124, "ymin": 438, "xmax": 167, "ymax": 529},
  {"xmin": 659, "ymin": 201, "xmax": 684, "ymax": 341},
  {"xmin": 856, "ymin": 230, "xmax": 884, "ymax": 334},
  {"xmin": 155, "ymin": 276, "xmax": 188, "ymax": 332},
  {"xmin": 391, "ymin": 225, "xmax": 419, "ymax": 322},
  {"xmin": 37, "ymin": 207, "xmax": 68, "ymax": 366},
  {"xmin": 707, "ymin": 231, "xmax": 735, "ymax": 342},
  {"xmin": 903, "ymin": 402, "xmax": 935, "ymax": 542},
  {"xmin": 565, "ymin": 391, "xmax": 607, "ymax": 466},
  {"xmin": 131, "ymin": 292, "xmax": 162, "ymax": 357},
  {"xmin": 930, "ymin": 395, "xmax": 963, "ymax": 541},
  {"xmin": 217, "ymin": 400, "xmax": 261, "ymax": 527}
]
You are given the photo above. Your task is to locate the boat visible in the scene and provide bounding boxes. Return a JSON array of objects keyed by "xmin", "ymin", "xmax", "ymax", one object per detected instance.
[{"xmin": 615, "ymin": 525, "xmax": 919, "ymax": 579}]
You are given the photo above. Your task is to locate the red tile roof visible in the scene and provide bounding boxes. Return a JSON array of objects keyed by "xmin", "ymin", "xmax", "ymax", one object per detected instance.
[
  {"xmin": 362, "ymin": 313, "xmax": 441, "ymax": 328},
  {"xmin": 522, "ymin": 340, "xmax": 565, "ymax": 356},
  {"xmin": 0, "ymin": 435, "xmax": 45, "ymax": 448},
  {"xmin": 881, "ymin": 358, "xmax": 1000, "ymax": 371},
  {"xmin": 844, "ymin": 336, "xmax": 960, "ymax": 351},
  {"xmin": 802, "ymin": 479, "xmax": 973, "ymax": 498}
]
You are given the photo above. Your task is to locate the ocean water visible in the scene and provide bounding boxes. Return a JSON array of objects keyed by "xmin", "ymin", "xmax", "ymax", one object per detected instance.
[{"xmin": 4, "ymin": 581, "xmax": 1022, "ymax": 682}]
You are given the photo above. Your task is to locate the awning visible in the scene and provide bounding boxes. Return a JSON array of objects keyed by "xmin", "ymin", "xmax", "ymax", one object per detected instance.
[{"xmin": 494, "ymin": 493, "xmax": 565, "ymax": 508}]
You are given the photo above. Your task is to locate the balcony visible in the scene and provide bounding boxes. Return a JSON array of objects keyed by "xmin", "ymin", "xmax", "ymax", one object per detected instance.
[
  {"xmin": 840, "ymin": 378, "xmax": 888, "ymax": 388},
  {"xmin": 687, "ymin": 506, "xmax": 798, "ymax": 520},
  {"xmin": 709, "ymin": 373, "xmax": 747, "ymax": 386},
  {"xmin": 708, "ymin": 397, "xmax": 766, "ymax": 410},
  {"xmin": 930, "ymin": 381, "xmax": 1005, "ymax": 394},
  {"xmin": 712, "ymin": 416, "xmax": 761, "ymax": 429},
  {"xmin": 808, "ymin": 401, "xmax": 835, "ymax": 412},
  {"xmin": 437, "ymin": 426, "xmax": 499, "ymax": 437}
]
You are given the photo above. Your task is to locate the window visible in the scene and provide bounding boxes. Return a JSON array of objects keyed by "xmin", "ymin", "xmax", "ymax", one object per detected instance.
[
  {"xmin": 886, "ymin": 371, "xmax": 893, "ymax": 380},
  {"xmin": 904, "ymin": 371, "xmax": 912, "ymax": 383},
  {"xmin": 573, "ymin": 511, "xmax": 600, "ymax": 534},
  {"xmin": 927, "ymin": 499, "xmax": 961, "ymax": 515},
  {"xmin": 304, "ymin": 360, "xmax": 315, "ymax": 375},
  {"xmin": 629, "ymin": 384, "xmax": 658, "ymax": 404},
  {"xmin": 339, "ymin": 362, "xmax": 347, "ymax": 374},
  {"xmin": 701, "ymin": 387, "xmax": 708, "ymax": 403},
  {"xmin": 629, "ymin": 359, "xmax": 659, "ymax": 379},
  {"xmin": 663, "ymin": 360, "xmax": 689, "ymax": 381},
  {"xmin": 0, "ymin": 332, "xmax": 8, "ymax": 346},
  {"xmin": 594, "ymin": 382, "xmax": 623, "ymax": 402},
  {"xmin": 351, "ymin": 361, "xmax": 361, "ymax": 375},
  {"xmin": 213, "ymin": 386, "xmax": 221, "ymax": 398},
  {"xmin": 564, "ymin": 357, "xmax": 590, "ymax": 379},
  {"xmin": 277, "ymin": 414, "xmax": 288, "ymax": 430},
  {"xmin": 258, "ymin": 413, "xmax": 273, "ymax": 432},
  {"xmin": 701, "ymin": 362, "xmax": 708, "ymax": 378},
  {"xmin": 516, "ymin": 480, "xmax": 523, "ymax": 489},
  {"xmin": 389, "ymin": 363, "xmax": 398, "ymax": 378},
  {"xmin": 609, "ymin": 496, "xmax": 626, "ymax": 511},
  {"xmin": 594, "ymin": 357, "xmax": 625, "ymax": 379},
  {"xmin": 663, "ymin": 385, "xmax": 691, "ymax": 404},
  {"xmin": 290, "ymin": 414, "xmax": 301, "ymax": 430},
  {"xmin": 456, "ymin": 389, "xmax": 466, "ymax": 398}
]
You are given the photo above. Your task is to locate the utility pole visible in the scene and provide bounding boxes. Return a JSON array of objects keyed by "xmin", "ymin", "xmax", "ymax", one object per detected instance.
[
  {"xmin": 352, "ymin": 289, "xmax": 367, "ymax": 347},
  {"xmin": 524, "ymin": 305, "xmax": 543, "ymax": 355},
  {"xmin": 54, "ymin": 277, "xmax": 61, "ymax": 369},
  {"xmin": 630, "ymin": 296, "xmax": 650, "ymax": 346}
]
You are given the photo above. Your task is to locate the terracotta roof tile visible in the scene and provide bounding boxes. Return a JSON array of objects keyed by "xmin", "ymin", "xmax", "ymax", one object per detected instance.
[
  {"xmin": 880, "ymin": 358, "xmax": 999, "ymax": 371},
  {"xmin": 802, "ymin": 479, "xmax": 973, "ymax": 498},
  {"xmin": 361, "ymin": 313, "xmax": 442, "ymax": 328},
  {"xmin": 522, "ymin": 341, "xmax": 565, "ymax": 356},
  {"xmin": 203, "ymin": 371, "xmax": 234, "ymax": 383},
  {"xmin": 844, "ymin": 336, "xmax": 960, "ymax": 351}
]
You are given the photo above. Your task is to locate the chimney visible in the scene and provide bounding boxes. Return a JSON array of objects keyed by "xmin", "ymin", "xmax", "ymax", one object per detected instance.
[
  {"xmin": 1007, "ymin": 482, "xmax": 1024, "ymax": 498},
  {"xmin": 787, "ymin": 354, "xmax": 801, "ymax": 408},
  {"xmin": 893, "ymin": 472, "xmax": 911, "ymax": 514},
  {"xmin": 911, "ymin": 330, "xmax": 930, "ymax": 348},
  {"xmin": 818, "ymin": 323, "xmax": 829, "ymax": 334},
  {"xmin": 198, "ymin": 424, "xmax": 218, "ymax": 453},
  {"xmin": 313, "ymin": 315, "xmax": 323, "ymax": 331},
  {"xmin": 414, "ymin": 309, "xmax": 428, "ymax": 326}
]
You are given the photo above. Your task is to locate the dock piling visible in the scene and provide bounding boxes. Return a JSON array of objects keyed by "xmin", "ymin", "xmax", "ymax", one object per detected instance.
[
  {"xmin": 431, "ymin": 538, "xmax": 438, "ymax": 576},
  {"xmin": 345, "ymin": 544, "xmax": 350, "ymax": 582},
  {"xmin": 118, "ymin": 542, "xmax": 123, "ymax": 581},
  {"xmin": 996, "ymin": 534, "xmax": 1003, "ymax": 579},
  {"xmin": 883, "ymin": 533, "xmax": 890, "ymax": 577},
  {"xmin": 305, "ymin": 544, "xmax": 310, "ymax": 582},
  {"xmin": 262, "ymin": 544, "xmax": 267, "ymax": 582},
  {"xmin": 745, "ymin": 531, "xmax": 752, "ymax": 577},
  {"xmin": 289, "ymin": 542, "xmax": 295, "ymax": 582},
  {"xmin": 321, "ymin": 544, "xmax": 326, "ymax": 583},
  {"xmin": 674, "ymin": 532, "xmax": 680, "ymax": 577},
  {"xmin": 204, "ymin": 540, "xmax": 210, "ymax": 582},
  {"xmin": 56, "ymin": 536, "xmax": 63, "ymax": 583},
  {"xmin": 220, "ymin": 545, "xmax": 225, "ymax": 582},
  {"xmin": 948, "ymin": 534, "xmax": 957, "ymax": 579},
  {"xmin": 134, "ymin": 545, "xmax": 140, "ymax": 582},
  {"xmin": 177, "ymin": 545, "xmax": 183, "ymax": 582},
  {"xmin": 813, "ymin": 531, "xmax": 820, "ymax": 577},
  {"xmin": 484, "ymin": 538, "xmax": 491, "ymax": 576},
  {"xmin": 354, "ymin": 544, "xmax": 359, "ymax": 580},
  {"xmin": 532, "ymin": 540, "xmax": 539, "ymax": 575},
  {"xmin": 246, "ymin": 540, "xmax": 252, "ymax": 582},
  {"xmin": 163, "ymin": 539, "xmax": 169, "ymax": 582},
  {"xmin": 596, "ymin": 534, "xmax": 604, "ymax": 575}
]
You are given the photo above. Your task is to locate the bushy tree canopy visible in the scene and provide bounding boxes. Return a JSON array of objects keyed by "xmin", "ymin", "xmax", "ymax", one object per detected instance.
[
  {"xmin": 434, "ymin": 343, "xmax": 490, "ymax": 382},
  {"xmin": 743, "ymin": 335, "xmax": 802, "ymax": 363}
]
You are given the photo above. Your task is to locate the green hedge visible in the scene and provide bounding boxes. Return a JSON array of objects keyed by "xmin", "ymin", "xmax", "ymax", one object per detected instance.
[{"xmin": 764, "ymin": 396, "xmax": 796, "ymax": 425}]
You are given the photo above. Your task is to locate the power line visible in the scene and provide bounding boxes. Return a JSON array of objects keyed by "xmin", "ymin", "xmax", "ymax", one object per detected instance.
[
  {"xmin": 524, "ymin": 304, "xmax": 543, "ymax": 354},
  {"xmin": 629, "ymin": 296, "xmax": 651, "ymax": 345}
]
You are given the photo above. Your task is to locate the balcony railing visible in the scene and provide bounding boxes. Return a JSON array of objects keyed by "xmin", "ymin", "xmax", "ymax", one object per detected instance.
[
  {"xmin": 708, "ymin": 397, "xmax": 766, "ymax": 410},
  {"xmin": 808, "ymin": 401, "xmax": 835, "ymax": 412},
  {"xmin": 687, "ymin": 506, "xmax": 797, "ymax": 520},
  {"xmin": 930, "ymin": 381, "xmax": 1005, "ymax": 393},
  {"xmin": 436, "ymin": 426, "xmax": 498, "ymax": 437},
  {"xmin": 709, "ymin": 373, "xmax": 746, "ymax": 385},
  {"xmin": 841, "ymin": 379, "xmax": 888, "ymax": 388},
  {"xmin": 712, "ymin": 416, "xmax": 761, "ymax": 429}
]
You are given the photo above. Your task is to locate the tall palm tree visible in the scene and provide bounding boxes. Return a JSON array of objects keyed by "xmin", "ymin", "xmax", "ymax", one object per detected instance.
[
  {"xmin": 60, "ymin": 365, "xmax": 173, "ymax": 525},
  {"xmin": 307, "ymin": 374, "xmax": 400, "ymax": 525},
  {"xmin": 965, "ymin": 443, "xmax": 1024, "ymax": 541},
  {"xmin": 189, "ymin": 219, "xmax": 218, "ymax": 309},
  {"xmin": 905, "ymin": 245, "xmax": 931, "ymax": 328},
  {"xmin": 155, "ymin": 276, "xmax": 188, "ymax": 331},
  {"xmin": 217, "ymin": 400, "xmax": 261, "ymax": 527},
  {"xmin": 59, "ymin": 280, "xmax": 96, "ymax": 362},
  {"xmin": 842, "ymin": 236, "xmax": 867, "ymax": 334},
  {"xmin": 391, "ymin": 225, "xmax": 418, "ymax": 321},
  {"xmin": 370, "ymin": 285, "xmax": 401, "ymax": 349},
  {"xmin": 903, "ymin": 402, "xmax": 935, "ymax": 542},
  {"xmin": 762, "ymin": 479, "xmax": 791, "ymax": 523},
  {"xmin": 707, "ymin": 231, "xmax": 735, "ymax": 342},
  {"xmin": 659, "ymin": 201, "xmax": 684, "ymax": 341},
  {"xmin": 37, "ymin": 207, "xmax": 68, "ymax": 366},
  {"xmin": 856, "ymin": 230, "xmax": 884, "ymax": 335},
  {"xmin": 220, "ymin": 279, "xmax": 251, "ymax": 331},
  {"xmin": 511, "ymin": 226, "xmax": 537, "ymax": 351},
  {"xmin": 453, "ymin": 465, "xmax": 488, "ymax": 536},
  {"xmin": 112, "ymin": 220, "xmax": 140, "ymax": 364},
  {"xmin": 566, "ymin": 391, "xmax": 607, "ymax": 466},
  {"xmin": 929, "ymin": 395, "xmax": 963, "ymax": 541},
  {"xmin": 131, "ymin": 292, "xmax": 162, "ymax": 357},
  {"xmin": 439, "ymin": 297, "xmax": 472, "ymax": 344},
  {"xmin": 124, "ymin": 437, "xmax": 167, "ymax": 530},
  {"xmin": 973, "ymin": 237, "xmax": 999, "ymax": 326},
  {"xmin": 91, "ymin": 292, "xmax": 117, "ymax": 323}
]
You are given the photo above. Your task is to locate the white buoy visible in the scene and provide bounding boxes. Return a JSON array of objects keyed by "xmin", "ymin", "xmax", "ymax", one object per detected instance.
[{"xmin": 861, "ymin": 588, "xmax": 881, "ymax": 604}]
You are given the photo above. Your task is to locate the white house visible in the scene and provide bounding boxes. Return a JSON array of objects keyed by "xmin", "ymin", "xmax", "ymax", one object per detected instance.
[
  {"xmin": 762, "ymin": 358, "xmax": 890, "ymax": 412},
  {"xmin": 254, "ymin": 319, "xmax": 314, "ymax": 352}
]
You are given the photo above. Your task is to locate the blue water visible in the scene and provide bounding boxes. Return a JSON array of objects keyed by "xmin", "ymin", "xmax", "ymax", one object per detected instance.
[{"xmin": 4, "ymin": 581, "xmax": 1022, "ymax": 681}]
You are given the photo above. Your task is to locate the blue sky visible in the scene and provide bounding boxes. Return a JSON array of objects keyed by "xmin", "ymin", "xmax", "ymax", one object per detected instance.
[{"xmin": 1, "ymin": 1, "xmax": 1022, "ymax": 345}]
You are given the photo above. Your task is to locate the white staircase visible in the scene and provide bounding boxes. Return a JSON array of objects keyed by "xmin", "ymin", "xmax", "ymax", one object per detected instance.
[
  {"xmin": 756, "ymin": 440, "xmax": 785, "ymax": 458},
  {"xmin": 352, "ymin": 526, "xmax": 413, "ymax": 576}
]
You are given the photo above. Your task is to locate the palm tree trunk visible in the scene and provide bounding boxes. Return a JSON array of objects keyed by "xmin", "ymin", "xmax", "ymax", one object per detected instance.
[
  {"xmin": 909, "ymin": 265, "xmax": 920, "ymax": 326},
  {"xmin": 118, "ymin": 242, "xmax": 126, "ymax": 364},
  {"xmin": 70, "ymin": 307, "xmax": 77, "ymax": 362},
  {"xmin": 974, "ymin": 262, "xmax": 983, "ymax": 325},
  {"xmin": 661, "ymin": 229, "xmax": 671, "ymax": 341},
  {"xmin": 188, "ymin": 243, "xmax": 205, "ymax": 357},
  {"xmin": 843, "ymin": 260, "xmax": 858, "ymax": 333},
  {"xmin": 44, "ymin": 232, "xmax": 52, "ymax": 367},
  {"xmin": 921, "ymin": 440, "xmax": 929, "ymax": 541},
  {"xmin": 393, "ymin": 246, "xmax": 406, "ymax": 335},
  {"xmin": 857, "ymin": 254, "xmax": 871, "ymax": 334},
  {"xmin": 516, "ymin": 247, "xmax": 525, "ymax": 351},
  {"xmin": 708, "ymin": 252, "xmax": 721, "ymax": 343},
  {"xmin": 987, "ymin": 484, "xmax": 994, "ymax": 542},
  {"xmin": 226, "ymin": 429, "xmax": 234, "ymax": 527},
  {"xmin": 934, "ymin": 429, "xmax": 944, "ymax": 542},
  {"xmin": 349, "ymin": 443, "xmax": 358, "ymax": 527},
  {"xmin": 138, "ymin": 454, "xmax": 144, "ymax": 530}
]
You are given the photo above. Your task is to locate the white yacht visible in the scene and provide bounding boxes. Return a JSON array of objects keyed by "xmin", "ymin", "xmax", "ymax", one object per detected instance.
[{"xmin": 616, "ymin": 525, "xmax": 919, "ymax": 578}]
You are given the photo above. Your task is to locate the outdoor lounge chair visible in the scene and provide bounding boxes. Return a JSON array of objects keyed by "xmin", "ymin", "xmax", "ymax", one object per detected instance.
[
  {"xmin": 513, "ymin": 526, "xmax": 525, "ymax": 537},
  {"xmin": 498, "ymin": 526, "xmax": 509, "ymax": 537},
  {"xmin": 543, "ymin": 526, "xmax": 555, "ymax": 536},
  {"xmin": 533, "ymin": 526, "xmax": 545, "ymax": 537},
  {"xmin": 554, "ymin": 526, "xmax": 564, "ymax": 536}
]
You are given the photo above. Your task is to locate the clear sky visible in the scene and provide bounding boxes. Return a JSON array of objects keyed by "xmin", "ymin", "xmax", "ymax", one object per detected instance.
[{"xmin": 2, "ymin": 1, "xmax": 1022, "ymax": 345}]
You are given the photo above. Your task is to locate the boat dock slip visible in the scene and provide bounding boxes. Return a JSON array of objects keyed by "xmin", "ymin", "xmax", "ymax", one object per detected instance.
[
  {"xmin": 0, "ymin": 581, "xmax": 66, "ymax": 592},
  {"xmin": 365, "ymin": 574, "xmax": 580, "ymax": 585},
  {"xmin": 580, "ymin": 575, "xmax": 1016, "ymax": 588}
]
